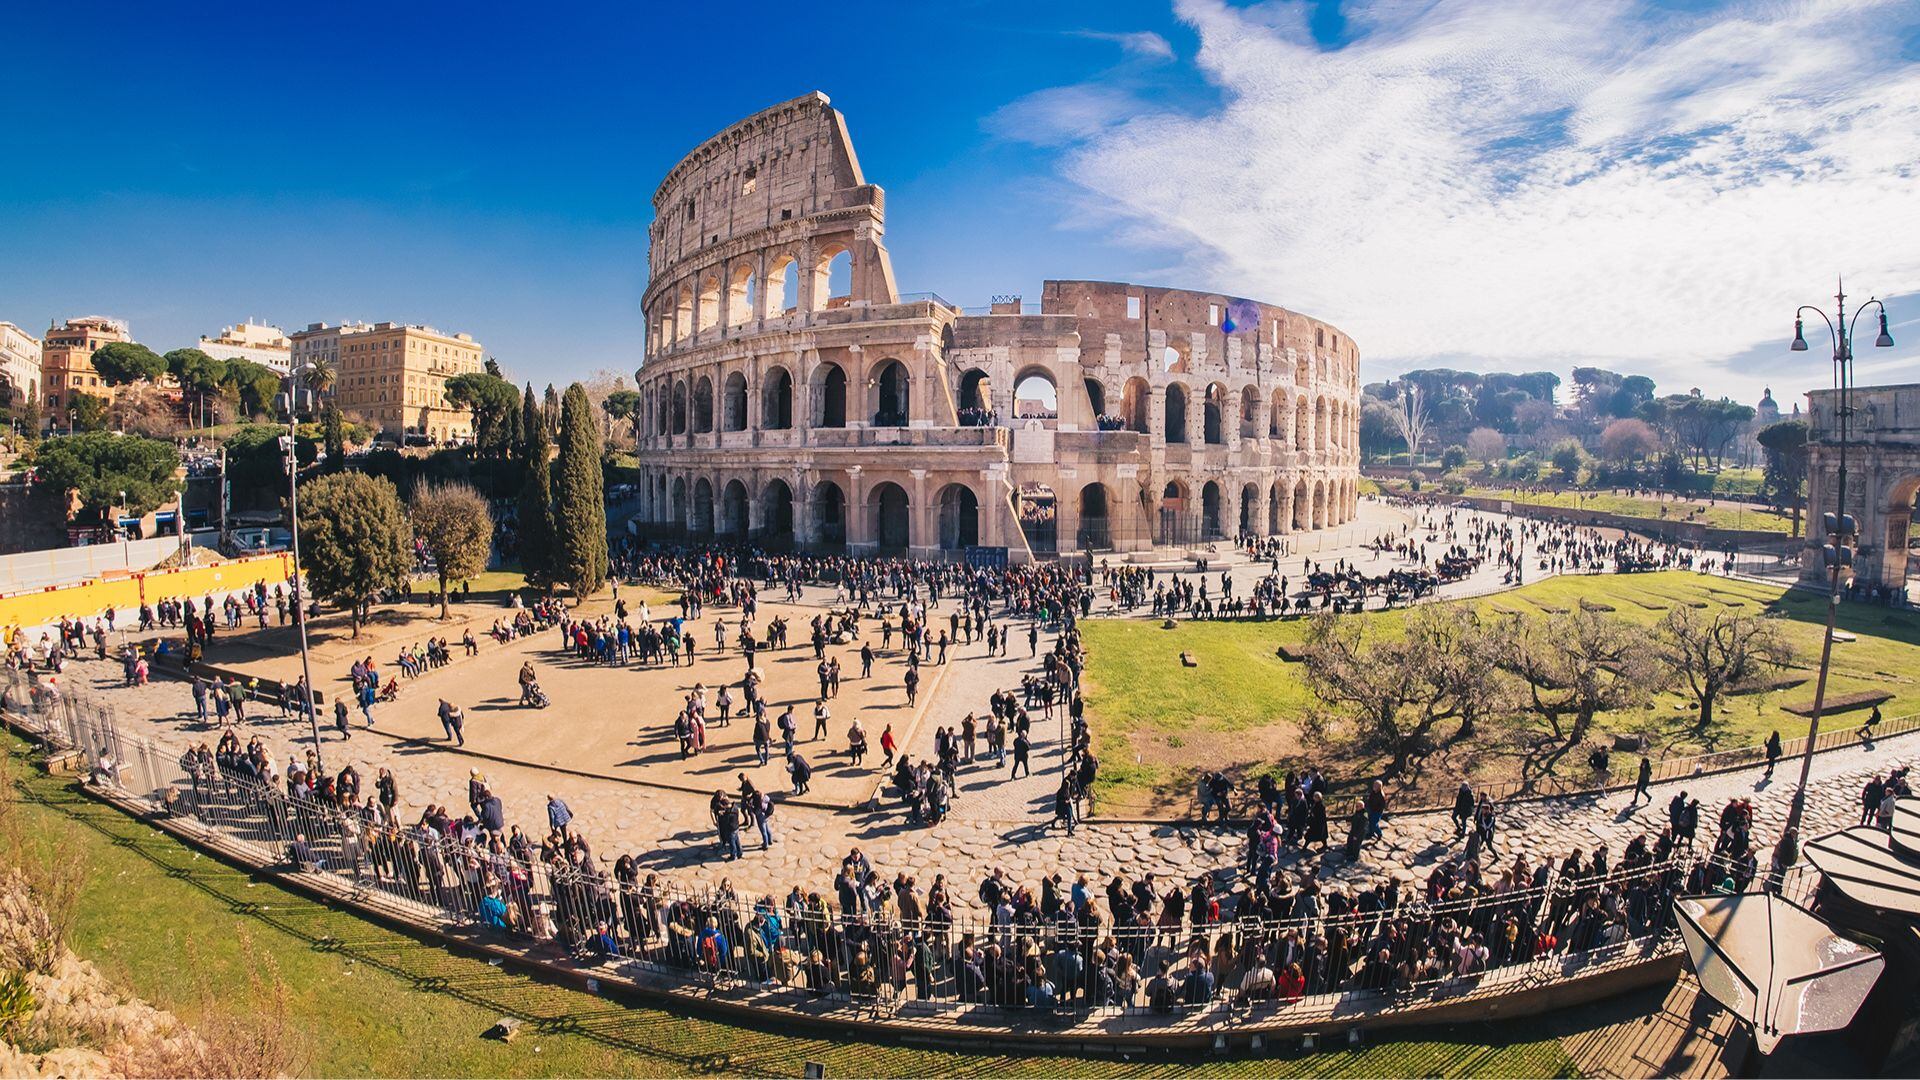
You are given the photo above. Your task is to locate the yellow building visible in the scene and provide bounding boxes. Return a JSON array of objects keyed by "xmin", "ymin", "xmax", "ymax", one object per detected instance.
[
  {"xmin": 41, "ymin": 315, "xmax": 132, "ymax": 417},
  {"xmin": 292, "ymin": 321, "xmax": 484, "ymax": 443}
]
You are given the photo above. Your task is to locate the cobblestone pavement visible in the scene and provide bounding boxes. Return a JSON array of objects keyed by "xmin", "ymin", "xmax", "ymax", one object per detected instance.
[{"xmin": 54, "ymin": 497, "xmax": 1852, "ymax": 912}]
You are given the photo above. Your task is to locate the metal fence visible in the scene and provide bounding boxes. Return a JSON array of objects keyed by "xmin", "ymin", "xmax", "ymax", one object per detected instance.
[{"xmin": 0, "ymin": 664, "xmax": 1777, "ymax": 1026}]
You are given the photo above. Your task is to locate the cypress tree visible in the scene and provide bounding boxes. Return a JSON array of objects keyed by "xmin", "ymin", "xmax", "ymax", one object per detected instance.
[
  {"xmin": 543, "ymin": 383, "xmax": 561, "ymax": 431},
  {"xmin": 516, "ymin": 386, "xmax": 556, "ymax": 591},
  {"xmin": 553, "ymin": 382, "xmax": 608, "ymax": 599}
]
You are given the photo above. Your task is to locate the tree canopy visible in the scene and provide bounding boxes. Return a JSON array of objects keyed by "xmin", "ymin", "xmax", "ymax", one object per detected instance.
[
  {"xmin": 295, "ymin": 471, "xmax": 413, "ymax": 637},
  {"xmin": 409, "ymin": 479, "xmax": 494, "ymax": 619},
  {"xmin": 90, "ymin": 342, "xmax": 168, "ymax": 386},
  {"xmin": 443, "ymin": 372, "xmax": 520, "ymax": 457},
  {"xmin": 516, "ymin": 383, "xmax": 556, "ymax": 590},
  {"xmin": 32, "ymin": 431, "xmax": 181, "ymax": 516},
  {"xmin": 552, "ymin": 382, "xmax": 608, "ymax": 598}
]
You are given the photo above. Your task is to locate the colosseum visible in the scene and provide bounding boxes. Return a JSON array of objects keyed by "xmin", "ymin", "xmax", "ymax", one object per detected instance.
[{"xmin": 631, "ymin": 92, "xmax": 1361, "ymax": 562}]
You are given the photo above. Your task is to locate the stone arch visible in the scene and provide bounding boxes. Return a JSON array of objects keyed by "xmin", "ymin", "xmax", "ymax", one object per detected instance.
[
  {"xmin": 1268, "ymin": 482, "xmax": 1282, "ymax": 534},
  {"xmin": 1084, "ymin": 376, "xmax": 1107, "ymax": 420},
  {"xmin": 1292, "ymin": 476, "xmax": 1310, "ymax": 531},
  {"xmin": 868, "ymin": 481, "xmax": 910, "ymax": 552},
  {"xmin": 764, "ymin": 254, "xmax": 800, "ymax": 316},
  {"xmin": 761, "ymin": 478, "xmax": 795, "ymax": 546},
  {"xmin": 670, "ymin": 476, "xmax": 687, "ymax": 528},
  {"xmin": 1162, "ymin": 338, "xmax": 1191, "ymax": 374},
  {"xmin": 1012, "ymin": 366, "xmax": 1058, "ymax": 420},
  {"xmin": 1885, "ymin": 476, "xmax": 1920, "ymax": 601},
  {"xmin": 936, "ymin": 482, "xmax": 980, "ymax": 550},
  {"xmin": 1314, "ymin": 396, "xmax": 1328, "ymax": 451},
  {"xmin": 1240, "ymin": 385, "xmax": 1260, "ymax": 439},
  {"xmin": 870, "ymin": 358, "xmax": 909, "ymax": 427},
  {"xmin": 1240, "ymin": 482, "xmax": 1260, "ymax": 535},
  {"xmin": 671, "ymin": 380, "xmax": 688, "ymax": 435},
  {"xmin": 674, "ymin": 283, "xmax": 693, "ymax": 341},
  {"xmin": 1201, "ymin": 481, "xmax": 1224, "ymax": 539},
  {"xmin": 727, "ymin": 264, "xmax": 756, "ymax": 326},
  {"xmin": 761, "ymin": 366, "xmax": 793, "ymax": 429},
  {"xmin": 1078, "ymin": 483, "xmax": 1113, "ymax": 550},
  {"xmin": 813, "ymin": 243, "xmax": 852, "ymax": 311},
  {"xmin": 1122, "ymin": 376, "xmax": 1151, "ymax": 433},
  {"xmin": 1311, "ymin": 479, "xmax": 1326, "ymax": 529},
  {"xmin": 691, "ymin": 477, "xmax": 715, "ymax": 535},
  {"xmin": 719, "ymin": 478, "xmax": 750, "ymax": 539},
  {"xmin": 1165, "ymin": 383, "xmax": 1189, "ymax": 444},
  {"xmin": 810, "ymin": 480, "xmax": 846, "ymax": 545},
  {"xmin": 696, "ymin": 270, "xmax": 721, "ymax": 332},
  {"xmin": 958, "ymin": 368, "xmax": 993, "ymax": 418},
  {"xmin": 722, "ymin": 371, "xmax": 748, "ymax": 432},
  {"xmin": 1159, "ymin": 479, "xmax": 1189, "ymax": 545},
  {"xmin": 692, "ymin": 375, "xmax": 714, "ymax": 433},
  {"xmin": 1270, "ymin": 389, "xmax": 1290, "ymax": 443},
  {"xmin": 811, "ymin": 361, "xmax": 848, "ymax": 429},
  {"xmin": 1203, "ymin": 383, "xmax": 1226, "ymax": 445}
]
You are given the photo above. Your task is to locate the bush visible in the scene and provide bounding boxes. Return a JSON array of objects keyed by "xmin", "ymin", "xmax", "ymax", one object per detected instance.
[{"xmin": 1441, "ymin": 444, "xmax": 1468, "ymax": 470}]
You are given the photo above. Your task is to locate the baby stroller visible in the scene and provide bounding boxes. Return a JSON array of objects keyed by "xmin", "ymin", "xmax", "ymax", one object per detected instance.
[
  {"xmin": 377, "ymin": 677, "xmax": 401, "ymax": 703},
  {"xmin": 521, "ymin": 682, "xmax": 551, "ymax": 709}
]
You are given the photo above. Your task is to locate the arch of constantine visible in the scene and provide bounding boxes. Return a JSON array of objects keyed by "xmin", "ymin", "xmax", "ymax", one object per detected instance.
[
  {"xmin": 1804, "ymin": 382, "xmax": 1920, "ymax": 601},
  {"xmin": 630, "ymin": 92, "xmax": 1362, "ymax": 560}
]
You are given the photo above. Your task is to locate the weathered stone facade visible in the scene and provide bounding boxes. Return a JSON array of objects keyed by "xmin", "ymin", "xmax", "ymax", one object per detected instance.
[
  {"xmin": 631, "ymin": 92, "xmax": 1361, "ymax": 559},
  {"xmin": 1804, "ymin": 383, "xmax": 1920, "ymax": 597}
]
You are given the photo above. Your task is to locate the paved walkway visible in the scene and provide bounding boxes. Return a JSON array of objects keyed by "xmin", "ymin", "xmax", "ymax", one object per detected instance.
[{"xmin": 55, "ymin": 497, "xmax": 1890, "ymax": 911}]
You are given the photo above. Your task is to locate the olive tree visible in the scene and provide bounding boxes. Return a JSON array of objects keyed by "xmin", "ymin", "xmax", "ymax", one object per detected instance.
[
  {"xmin": 410, "ymin": 480, "xmax": 495, "ymax": 619},
  {"xmin": 296, "ymin": 471, "xmax": 413, "ymax": 637},
  {"xmin": 1656, "ymin": 606, "xmax": 1794, "ymax": 733}
]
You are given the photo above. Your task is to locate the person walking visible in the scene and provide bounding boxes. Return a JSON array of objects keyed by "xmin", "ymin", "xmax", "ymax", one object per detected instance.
[
  {"xmin": 753, "ymin": 710, "xmax": 771, "ymax": 766},
  {"xmin": 1763, "ymin": 731, "xmax": 1782, "ymax": 779},
  {"xmin": 333, "ymin": 698, "xmax": 352, "ymax": 741},
  {"xmin": 1010, "ymin": 731, "xmax": 1031, "ymax": 778},
  {"xmin": 1364, "ymin": 780, "xmax": 1387, "ymax": 841},
  {"xmin": 437, "ymin": 699, "xmax": 465, "ymax": 746},
  {"xmin": 1630, "ymin": 755, "xmax": 1653, "ymax": 806}
]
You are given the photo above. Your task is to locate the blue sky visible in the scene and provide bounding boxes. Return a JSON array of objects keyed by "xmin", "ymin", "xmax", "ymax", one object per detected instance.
[{"xmin": 4, "ymin": 0, "xmax": 1916, "ymax": 407}]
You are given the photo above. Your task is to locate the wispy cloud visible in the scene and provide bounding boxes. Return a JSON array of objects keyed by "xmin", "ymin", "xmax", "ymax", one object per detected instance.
[
  {"xmin": 1075, "ymin": 29, "xmax": 1176, "ymax": 61},
  {"xmin": 1015, "ymin": 0, "xmax": 1920, "ymax": 399}
]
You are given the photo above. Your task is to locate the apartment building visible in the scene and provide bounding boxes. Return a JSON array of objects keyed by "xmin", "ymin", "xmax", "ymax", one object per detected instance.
[
  {"xmin": 198, "ymin": 319, "xmax": 293, "ymax": 374},
  {"xmin": 291, "ymin": 321, "xmax": 484, "ymax": 442},
  {"xmin": 0, "ymin": 322, "xmax": 41, "ymax": 412},
  {"xmin": 41, "ymin": 315, "xmax": 132, "ymax": 415}
]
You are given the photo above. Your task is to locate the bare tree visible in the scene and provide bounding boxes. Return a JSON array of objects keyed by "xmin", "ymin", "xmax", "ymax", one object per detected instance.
[
  {"xmin": 1498, "ymin": 609, "xmax": 1664, "ymax": 747},
  {"xmin": 1392, "ymin": 383, "xmax": 1429, "ymax": 467},
  {"xmin": 1655, "ymin": 607, "xmax": 1794, "ymax": 733}
]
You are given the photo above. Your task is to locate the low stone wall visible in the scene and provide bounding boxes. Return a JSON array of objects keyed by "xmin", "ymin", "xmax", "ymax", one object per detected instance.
[{"xmin": 1376, "ymin": 486, "xmax": 1792, "ymax": 549}]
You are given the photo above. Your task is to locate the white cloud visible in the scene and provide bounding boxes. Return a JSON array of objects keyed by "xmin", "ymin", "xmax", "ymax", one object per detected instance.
[
  {"xmin": 1075, "ymin": 29, "xmax": 1177, "ymax": 61},
  {"xmin": 1021, "ymin": 0, "xmax": 1920, "ymax": 400}
]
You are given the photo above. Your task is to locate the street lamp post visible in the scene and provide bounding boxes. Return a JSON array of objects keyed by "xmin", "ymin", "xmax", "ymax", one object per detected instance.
[
  {"xmin": 1780, "ymin": 279, "xmax": 1895, "ymax": 851},
  {"xmin": 282, "ymin": 371, "xmax": 325, "ymax": 773}
]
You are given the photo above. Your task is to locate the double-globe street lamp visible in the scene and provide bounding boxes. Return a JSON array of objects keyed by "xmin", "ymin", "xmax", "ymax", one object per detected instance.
[
  {"xmin": 279, "ymin": 369, "xmax": 325, "ymax": 774},
  {"xmin": 1779, "ymin": 279, "xmax": 1895, "ymax": 856}
]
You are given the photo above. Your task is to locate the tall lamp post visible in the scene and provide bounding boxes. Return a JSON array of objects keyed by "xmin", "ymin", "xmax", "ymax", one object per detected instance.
[
  {"xmin": 281, "ymin": 371, "xmax": 325, "ymax": 773},
  {"xmin": 1780, "ymin": 279, "xmax": 1895, "ymax": 851}
]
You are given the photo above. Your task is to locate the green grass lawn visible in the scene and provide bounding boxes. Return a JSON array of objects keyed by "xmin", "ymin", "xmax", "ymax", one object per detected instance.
[
  {"xmin": 1379, "ymin": 480, "xmax": 1796, "ymax": 534},
  {"xmin": 2, "ymin": 737, "xmax": 1578, "ymax": 1077},
  {"xmin": 1081, "ymin": 572, "xmax": 1918, "ymax": 814}
]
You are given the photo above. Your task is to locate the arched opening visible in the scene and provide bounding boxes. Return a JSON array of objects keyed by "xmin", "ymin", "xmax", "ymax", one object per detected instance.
[
  {"xmin": 1012, "ymin": 369, "xmax": 1058, "ymax": 420},
  {"xmin": 766, "ymin": 256, "xmax": 799, "ymax": 316},
  {"xmin": 1078, "ymin": 483, "xmax": 1113, "ymax": 551},
  {"xmin": 761, "ymin": 479, "xmax": 795, "ymax": 547},
  {"xmin": 1162, "ymin": 338, "xmax": 1191, "ymax": 373},
  {"xmin": 810, "ymin": 481, "xmax": 846, "ymax": 546},
  {"xmin": 674, "ymin": 285, "xmax": 693, "ymax": 341},
  {"xmin": 813, "ymin": 362, "xmax": 847, "ymax": 428},
  {"xmin": 727, "ymin": 264, "xmax": 756, "ymax": 326},
  {"xmin": 671, "ymin": 381, "xmax": 688, "ymax": 435},
  {"xmin": 1240, "ymin": 482, "xmax": 1259, "ymax": 536},
  {"xmin": 1122, "ymin": 377, "xmax": 1150, "ymax": 434},
  {"xmin": 958, "ymin": 368, "xmax": 993, "ymax": 425},
  {"xmin": 761, "ymin": 367, "xmax": 793, "ymax": 429},
  {"xmin": 1159, "ymin": 480, "xmax": 1188, "ymax": 546},
  {"xmin": 1018, "ymin": 482, "xmax": 1057, "ymax": 555},
  {"xmin": 814, "ymin": 245, "xmax": 852, "ymax": 311},
  {"xmin": 872, "ymin": 359, "xmax": 909, "ymax": 427},
  {"xmin": 1270, "ymin": 390, "xmax": 1289, "ymax": 443},
  {"xmin": 868, "ymin": 481, "xmax": 910, "ymax": 552},
  {"xmin": 1268, "ymin": 482, "xmax": 1282, "ymax": 534},
  {"xmin": 654, "ymin": 387, "xmax": 667, "ymax": 437},
  {"xmin": 1295, "ymin": 398, "xmax": 1309, "ymax": 451},
  {"xmin": 1292, "ymin": 478, "xmax": 1310, "ymax": 531},
  {"xmin": 1203, "ymin": 383, "xmax": 1226, "ymax": 444},
  {"xmin": 691, "ymin": 478, "xmax": 715, "ymax": 535},
  {"xmin": 1164, "ymin": 383, "xmax": 1189, "ymax": 444},
  {"xmin": 1890, "ymin": 478, "xmax": 1920, "ymax": 603},
  {"xmin": 692, "ymin": 375, "xmax": 714, "ymax": 434},
  {"xmin": 1295, "ymin": 352, "xmax": 1311, "ymax": 387},
  {"xmin": 670, "ymin": 476, "xmax": 687, "ymax": 530},
  {"xmin": 1315, "ymin": 397, "xmax": 1328, "ymax": 451},
  {"xmin": 720, "ymin": 479, "xmax": 749, "ymax": 540},
  {"xmin": 1311, "ymin": 480, "xmax": 1326, "ymax": 529},
  {"xmin": 1201, "ymin": 481, "xmax": 1224, "ymax": 539},
  {"xmin": 936, "ymin": 483, "xmax": 979, "ymax": 550},
  {"xmin": 1084, "ymin": 377, "xmax": 1107, "ymax": 423},
  {"xmin": 696, "ymin": 271, "xmax": 721, "ymax": 332},
  {"xmin": 1240, "ymin": 386, "xmax": 1260, "ymax": 439},
  {"xmin": 722, "ymin": 371, "xmax": 748, "ymax": 432}
]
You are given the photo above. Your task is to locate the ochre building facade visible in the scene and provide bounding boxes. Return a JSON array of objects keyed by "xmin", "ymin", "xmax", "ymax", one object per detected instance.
[{"xmin": 631, "ymin": 92, "xmax": 1361, "ymax": 560}]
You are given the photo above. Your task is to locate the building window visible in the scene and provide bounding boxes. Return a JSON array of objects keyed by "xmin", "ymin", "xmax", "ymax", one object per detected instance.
[
  {"xmin": 1208, "ymin": 304, "xmax": 1220, "ymax": 326},
  {"xmin": 1126, "ymin": 296, "xmax": 1141, "ymax": 320}
]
